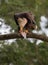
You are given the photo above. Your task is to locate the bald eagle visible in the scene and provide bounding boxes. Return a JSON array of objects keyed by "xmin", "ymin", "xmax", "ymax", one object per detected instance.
[{"xmin": 14, "ymin": 12, "xmax": 37, "ymax": 38}]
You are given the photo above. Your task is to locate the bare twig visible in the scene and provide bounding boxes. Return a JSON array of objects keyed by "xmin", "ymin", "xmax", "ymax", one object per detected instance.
[{"xmin": 0, "ymin": 33, "xmax": 48, "ymax": 42}]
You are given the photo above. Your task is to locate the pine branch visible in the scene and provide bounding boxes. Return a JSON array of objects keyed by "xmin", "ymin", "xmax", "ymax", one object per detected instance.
[{"xmin": 0, "ymin": 33, "xmax": 48, "ymax": 42}]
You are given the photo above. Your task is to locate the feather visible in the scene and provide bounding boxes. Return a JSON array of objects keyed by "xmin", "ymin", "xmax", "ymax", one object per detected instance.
[{"xmin": 17, "ymin": 18, "xmax": 27, "ymax": 28}]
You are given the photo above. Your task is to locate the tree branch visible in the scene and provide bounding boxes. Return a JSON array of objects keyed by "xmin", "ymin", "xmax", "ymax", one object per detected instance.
[{"xmin": 0, "ymin": 33, "xmax": 48, "ymax": 42}]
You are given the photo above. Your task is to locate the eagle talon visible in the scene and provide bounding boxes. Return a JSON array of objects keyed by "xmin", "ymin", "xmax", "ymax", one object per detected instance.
[{"xmin": 24, "ymin": 30, "xmax": 29, "ymax": 34}]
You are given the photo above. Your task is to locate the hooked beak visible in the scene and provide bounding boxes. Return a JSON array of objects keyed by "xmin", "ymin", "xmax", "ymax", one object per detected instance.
[{"xmin": 35, "ymin": 25, "xmax": 38, "ymax": 30}]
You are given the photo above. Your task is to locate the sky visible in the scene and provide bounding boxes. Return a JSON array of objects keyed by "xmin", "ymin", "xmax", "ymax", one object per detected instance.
[{"xmin": 0, "ymin": 16, "xmax": 48, "ymax": 45}]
